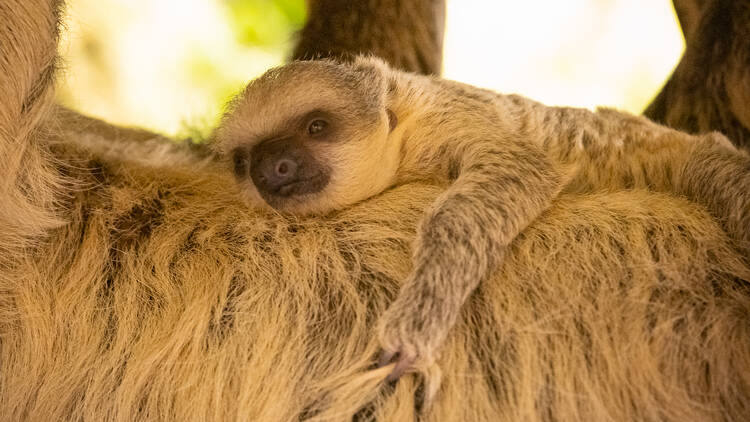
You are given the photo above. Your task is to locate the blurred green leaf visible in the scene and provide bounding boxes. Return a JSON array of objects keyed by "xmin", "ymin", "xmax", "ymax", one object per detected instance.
[{"xmin": 223, "ymin": 0, "xmax": 305, "ymax": 47}]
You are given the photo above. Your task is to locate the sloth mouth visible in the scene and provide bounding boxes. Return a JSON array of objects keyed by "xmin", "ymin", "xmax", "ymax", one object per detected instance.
[
  {"xmin": 257, "ymin": 173, "xmax": 329, "ymax": 209},
  {"xmin": 275, "ymin": 178, "xmax": 316, "ymax": 196}
]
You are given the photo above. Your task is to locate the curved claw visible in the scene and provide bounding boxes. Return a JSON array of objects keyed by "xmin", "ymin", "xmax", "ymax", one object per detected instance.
[
  {"xmin": 378, "ymin": 350, "xmax": 397, "ymax": 368},
  {"xmin": 378, "ymin": 349, "xmax": 417, "ymax": 382}
]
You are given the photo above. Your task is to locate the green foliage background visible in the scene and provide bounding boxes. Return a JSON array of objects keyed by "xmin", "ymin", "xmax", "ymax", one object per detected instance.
[
  {"xmin": 225, "ymin": 0, "xmax": 305, "ymax": 47},
  {"xmin": 58, "ymin": 0, "xmax": 682, "ymax": 140},
  {"xmin": 59, "ymin": 0, "xmax": 306, "ymax": 138}
]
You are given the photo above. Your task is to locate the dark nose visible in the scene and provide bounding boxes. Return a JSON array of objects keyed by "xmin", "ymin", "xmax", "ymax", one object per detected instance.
[
  {"xmin": 254, "ymin": 156, "xmax": 299, "ymax": 194},
  {"xmin": 246, "ymin": 139, "xmax": 301, "ymax": 196}
]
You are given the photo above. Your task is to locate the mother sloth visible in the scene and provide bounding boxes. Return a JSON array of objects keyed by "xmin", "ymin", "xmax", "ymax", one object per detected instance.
[{"xmin": 1, "ymin": 1, "xmax": 749, "ymax": 421}]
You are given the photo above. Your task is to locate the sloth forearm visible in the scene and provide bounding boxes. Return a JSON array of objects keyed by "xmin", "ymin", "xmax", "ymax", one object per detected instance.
[{"xmin": 394, "ymin": 139, "xmax": 562, "ymax": 352}]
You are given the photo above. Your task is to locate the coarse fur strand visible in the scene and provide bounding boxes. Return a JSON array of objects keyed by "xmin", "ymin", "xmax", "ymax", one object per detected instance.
[
  {"xmin": 1, "ymin": 2, "xmax": 750, "ymax": 421},
  {"xmin": 3, "ymin": 167, "xmax": 750, "ymax": 422}
]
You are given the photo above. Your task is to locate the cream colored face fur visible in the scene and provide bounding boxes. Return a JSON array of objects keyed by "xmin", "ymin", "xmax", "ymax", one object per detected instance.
[{"xmin": 212, "ymin": 59, "xmax": 402, "ymax": 215}]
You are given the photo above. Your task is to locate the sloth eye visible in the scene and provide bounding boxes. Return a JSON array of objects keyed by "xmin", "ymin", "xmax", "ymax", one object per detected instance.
[{"xmin": 308, "ymin": 119, "xmax": 328, "ymax": 135}]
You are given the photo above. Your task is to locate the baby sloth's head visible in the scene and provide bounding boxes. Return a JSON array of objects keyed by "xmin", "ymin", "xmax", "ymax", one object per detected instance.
[{"xmin": 212, "ymin": 57, "xmax": 400, "ymax": 215}]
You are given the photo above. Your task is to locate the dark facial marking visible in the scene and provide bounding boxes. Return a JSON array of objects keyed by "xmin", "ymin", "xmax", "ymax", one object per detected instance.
[
  {"xmin": 243, "ymin": 136, "xmax": 330, "ymax": 208},
  {"xmin": 301, "ymin": 109, "xmax": 336, "ymax": 141},
  {"xmin": 232, "ymin": 147, "xmax": 250, "ymax": 178}
]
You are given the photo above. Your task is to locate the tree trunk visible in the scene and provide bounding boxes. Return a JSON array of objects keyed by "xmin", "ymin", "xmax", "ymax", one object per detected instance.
[
  {"xmin": 292, "ymin": 0, "xmax": 445, "ymax": 75},
  {"xmin": 645, "ymin": 0, "xmax": 750, "ymax": 149}
]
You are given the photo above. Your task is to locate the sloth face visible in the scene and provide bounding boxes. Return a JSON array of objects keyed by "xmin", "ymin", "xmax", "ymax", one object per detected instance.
[
  {"xmin": 213, "ymin": 58, "xmax": 401, "ymax": 215},
  {"xmin": 227, "ymin": 106, "xmax": 399, "ymax": 215}
]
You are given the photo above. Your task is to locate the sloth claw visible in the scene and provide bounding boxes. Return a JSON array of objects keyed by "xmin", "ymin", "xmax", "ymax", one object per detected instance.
[{"xmin": 378, "ymin": 348, "xmax": 417, "ymax": 382}]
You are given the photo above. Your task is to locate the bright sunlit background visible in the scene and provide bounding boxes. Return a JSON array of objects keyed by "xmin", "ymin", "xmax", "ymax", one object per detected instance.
[{"xmin": 58, "ymin": 0, "xmax": 684, "ymax": 138}]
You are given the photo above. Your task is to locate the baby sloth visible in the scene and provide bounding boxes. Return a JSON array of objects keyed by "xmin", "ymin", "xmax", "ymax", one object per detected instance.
[{"xmin": 212, "ymin": 57, "xmax": 750, "ymax": 381}]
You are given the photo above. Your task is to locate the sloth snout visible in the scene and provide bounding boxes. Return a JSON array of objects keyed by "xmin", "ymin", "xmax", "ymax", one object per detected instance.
[
  {"xmin": 251, "ymin": 153, "xmax": 301, "ymax": 196},
  {"xmin": 239, "ymin": 137, "xmax": 329, "ymax": 203}
]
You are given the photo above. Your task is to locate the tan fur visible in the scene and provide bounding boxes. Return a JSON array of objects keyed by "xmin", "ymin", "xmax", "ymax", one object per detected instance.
[
  {"xmin": 214, "ymin": 56, "xmax": 750, "ymax": 385},
  {"xmin": 2, "ymin": 2, "xmax": 750, "ymax": 421}
]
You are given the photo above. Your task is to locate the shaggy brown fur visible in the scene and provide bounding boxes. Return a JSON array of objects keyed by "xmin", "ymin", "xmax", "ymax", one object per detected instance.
[
  {"xmin": 292, "ymin": 0, "xmax": 445, "ymax": 74},
  {"xmin": 645, "ymin": 0, "xmax": 750, "ymax": 149},
  {"xmin": 1, "ymin": 1, "xmax": 749, "ymax": 421}
]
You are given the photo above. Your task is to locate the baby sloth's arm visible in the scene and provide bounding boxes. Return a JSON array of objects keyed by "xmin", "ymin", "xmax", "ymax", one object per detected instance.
[
  {"xmin": 378, "ymin": 85, "xmax": 750, "ymax": 381},
  {"xmin": 378, "ymin": 122, "xmax": 564, "ymax": 380}
]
